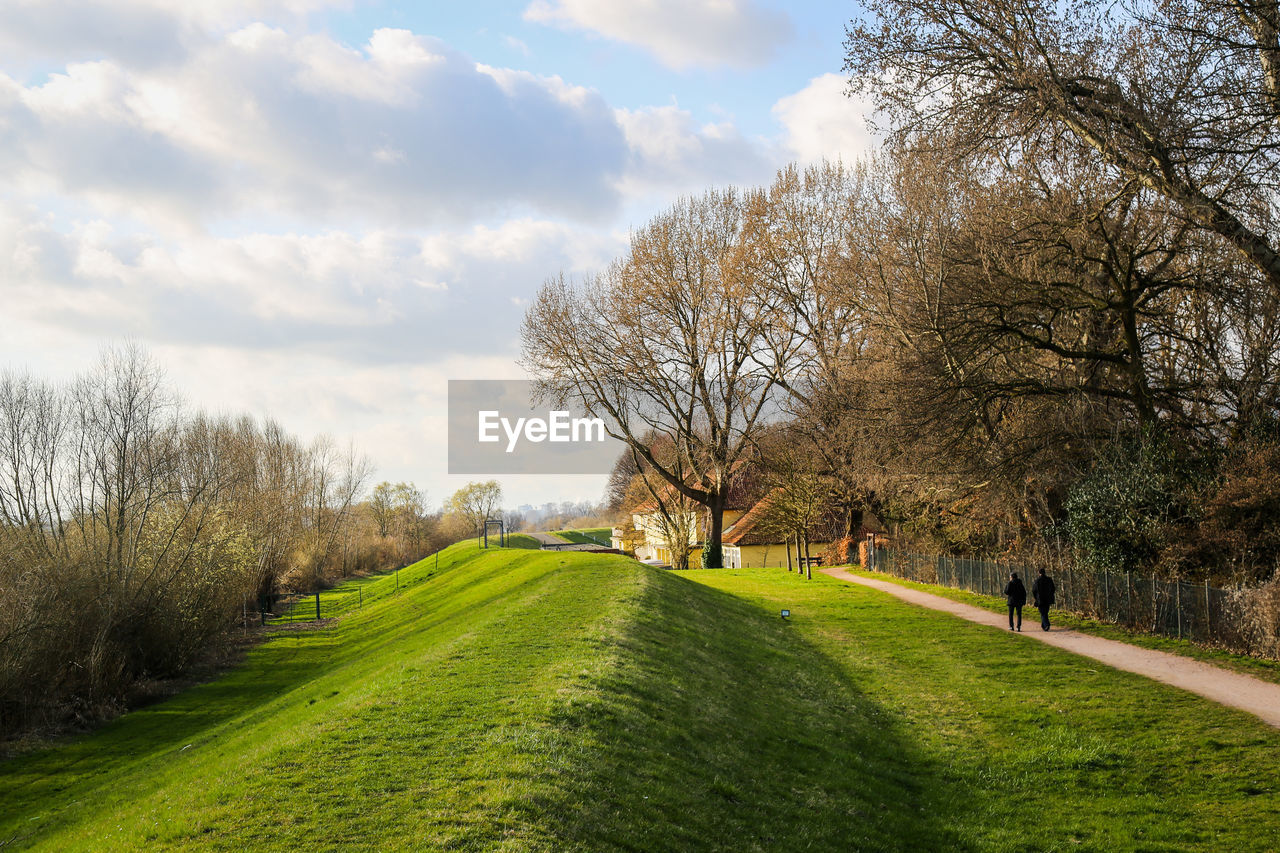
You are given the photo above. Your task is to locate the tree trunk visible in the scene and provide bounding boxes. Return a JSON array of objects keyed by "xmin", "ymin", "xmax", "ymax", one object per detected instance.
[{"xmin": 705, "ymin": 492, "xmax": 725, "ymax": 568}]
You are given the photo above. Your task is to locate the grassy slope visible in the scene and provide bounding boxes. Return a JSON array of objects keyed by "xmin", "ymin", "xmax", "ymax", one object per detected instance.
[
  {"xmin": 551, "ymin": 528, "xmax": 611, "ymax": 546},
  {"xmin": 504, "ymin": 532, "xmax": 543, "ymax": 549},
  {"xmin": 2, "ymin": 552, "xmax": 1277, "ymax": 851}
]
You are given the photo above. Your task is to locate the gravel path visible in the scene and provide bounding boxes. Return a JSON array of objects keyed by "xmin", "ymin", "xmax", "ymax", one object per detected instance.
[{"xmin": 821, "ymin": 566, "xmax": 1280, "ymax": 730}]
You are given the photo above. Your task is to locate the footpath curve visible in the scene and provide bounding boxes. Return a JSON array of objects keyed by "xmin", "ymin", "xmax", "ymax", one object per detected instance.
[{"xmin": 821, "ymin": 567, "xmax": 1280, "ymax": 730}]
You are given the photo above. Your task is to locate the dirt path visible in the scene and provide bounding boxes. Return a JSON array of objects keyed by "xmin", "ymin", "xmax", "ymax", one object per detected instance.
[{"xmin": 821, "ymin": 567, "xmax": 1280, "ymax": 730}]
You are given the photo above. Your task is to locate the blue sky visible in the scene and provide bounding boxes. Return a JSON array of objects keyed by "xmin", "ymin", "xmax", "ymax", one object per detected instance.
[{"xmin": 0, "ymin": 0, "xmax": 876, "ymax": 511}]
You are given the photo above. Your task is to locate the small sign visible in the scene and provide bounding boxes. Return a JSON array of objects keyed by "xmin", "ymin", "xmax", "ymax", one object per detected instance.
[{"xmin": 780, "ymin": 609, "xmax": 790, "ymax": 619}]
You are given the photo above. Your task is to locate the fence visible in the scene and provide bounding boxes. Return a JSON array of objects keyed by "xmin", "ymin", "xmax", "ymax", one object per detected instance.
[
  {"xmin": 256, "ymin": 552, "xmax": 442, "ymax": 626},
  {"xmin": 869, "ymin": 547, "xmax": 1278, "ymax": 659}
]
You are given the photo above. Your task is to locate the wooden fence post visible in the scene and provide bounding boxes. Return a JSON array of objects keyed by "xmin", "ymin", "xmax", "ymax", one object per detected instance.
[
  {"xmin": 1152, "ymin": 575, "xmax": 1157, "ymax": 632},
  {"xmin": 1205, "ymin": 579, "xmax": 1212, "ymax": 641},
  {"xmin": 1176, "ymin": 580, "xmax": 1182, "ymax": 639},
  {"xmin": 1126, "ymin": 571, "xmax": 1132, "ymax": 625}
]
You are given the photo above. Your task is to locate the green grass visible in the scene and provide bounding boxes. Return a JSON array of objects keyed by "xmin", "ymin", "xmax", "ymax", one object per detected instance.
[
  {"xmin": 2, "ymin": 551, "xmax": 1278, "ymax": 851},
  {"xmin": 550, "ymin": 528, "xmax": 612, "ymax": 546},
  {"xmin": 848, "ymin": 567, "xmax": 1280, "ymax": 685},
  {"xmin": 504, "ymin": 532, "xmax": 543, "ymax": 549}
]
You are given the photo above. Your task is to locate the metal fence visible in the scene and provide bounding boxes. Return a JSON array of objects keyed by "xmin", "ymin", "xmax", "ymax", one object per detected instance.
[
  {"xmin": 868, "ymin": 547, "xmax": 1277, "ymax": 657},
  {"xmin": 255, "ymin": 553, "xmax": 440, "ymax": 626}
]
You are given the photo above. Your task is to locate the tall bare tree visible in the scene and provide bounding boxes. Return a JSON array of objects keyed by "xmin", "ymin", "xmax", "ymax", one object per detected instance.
[
  {"xmin": 522, "ymin": 189, "xmax": 804, "ymax": 563},
  {"xmin": 845, "ymin": 0, "xmax": 1280, "ymax": 289}
]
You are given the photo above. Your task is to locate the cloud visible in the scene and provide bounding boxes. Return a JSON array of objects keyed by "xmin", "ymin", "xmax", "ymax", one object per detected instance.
[
  {"xmin": 0, "ymin": 0, "xmax": 346, "ymax": 67},
  {"xmin": 0, "ymin": 202, "xmax": 625, "ymax": 365},
  {"xmin": 524, "ymin": 0, "xmax": 792, "ymax": 70},
  {"xmin": 0, "ymin": 27, "xmax": 629, "ymax": 229},
  {"xmin": 773, "ymin": 73, "xmax": 878, "ymax": 165},
  {"xmin": 502, "ymin": 35, "xmax": 532, "ymax": 57},
  {"xmin": 614, "ymin": 104, "xmax": 778, "ymax": 202}
]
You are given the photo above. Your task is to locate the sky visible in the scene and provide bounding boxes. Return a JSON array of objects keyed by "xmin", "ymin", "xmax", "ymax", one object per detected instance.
[{"xmin": 0, "ymin": 0, "xmax": 877, "ymax": 512}]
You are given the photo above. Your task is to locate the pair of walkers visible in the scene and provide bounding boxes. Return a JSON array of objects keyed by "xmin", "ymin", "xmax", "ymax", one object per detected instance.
[{"xmin": 1003, "ymin": 569, "xmax": 1056, "ymax": 631}]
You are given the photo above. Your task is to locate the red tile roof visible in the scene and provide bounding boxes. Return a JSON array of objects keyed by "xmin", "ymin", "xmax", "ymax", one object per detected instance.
[{"xmin": 723, "ymin": 489, "xmax": 844, "ymax": 547}]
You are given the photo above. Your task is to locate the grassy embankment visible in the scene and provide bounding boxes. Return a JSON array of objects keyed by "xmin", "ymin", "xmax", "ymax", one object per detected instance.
[
  {"xmin": 551, "ymin": 528, "xmax": 612, "ymax": 546},
  {"xmin": 2, "ymin": 547, "xmax": 1277, "ymax": 851}
]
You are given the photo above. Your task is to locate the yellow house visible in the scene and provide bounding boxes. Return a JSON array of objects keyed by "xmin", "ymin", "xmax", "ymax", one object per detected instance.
[
  {"xmin": 721, "ymin": 490, "xmax": 882, "ymax": 569},
  {"xmin": 720, "ymin": 491, "xmax": 832, "ymax": 569},
  {"xmin": 612, "ymin": 479, "xmax": 882, "ymax": 569},
  {"xmin": 612, "ymin": 483, "xmax": 750, "ymax": 566}
]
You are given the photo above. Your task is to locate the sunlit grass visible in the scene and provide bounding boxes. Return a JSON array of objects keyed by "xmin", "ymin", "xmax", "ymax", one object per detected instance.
[
  {"xmin": 848, "ymin": 567, "xmax": 1280, "ymax": 685},
  {"xmin": 550, "ymin": 528, "xmax": 611, "ymax": 546},
  {"xmin": 2, "ymin": 551, "xmax": 1276, "ymax": 851}
]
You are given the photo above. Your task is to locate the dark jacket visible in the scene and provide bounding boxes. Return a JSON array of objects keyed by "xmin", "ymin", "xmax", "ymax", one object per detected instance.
[
  {"xmin": 1032, "ymin": 574, "xmax": 1056, "ymax": 608},
  {"xmin": 1004, "ymin": 577, "xmax": 1027, "ymax": 607}
]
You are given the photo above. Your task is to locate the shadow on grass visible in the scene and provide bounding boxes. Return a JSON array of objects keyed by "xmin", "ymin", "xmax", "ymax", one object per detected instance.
[
  {"xmin": 3, "ymin": 549, "xmax": 966, "ymax": 852},
  {"xmin": 514, "ymin": 568, "xmax": 969, "ymax": 853},
  {"xmin": 0, "ymin": 543, "xmax": 548, "ymax": 833}
]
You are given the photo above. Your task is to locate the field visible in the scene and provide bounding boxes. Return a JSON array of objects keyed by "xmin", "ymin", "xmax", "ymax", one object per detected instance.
[{"xmin": 2, "ymin": 546, "xmax": 1277, "ymax": 851}]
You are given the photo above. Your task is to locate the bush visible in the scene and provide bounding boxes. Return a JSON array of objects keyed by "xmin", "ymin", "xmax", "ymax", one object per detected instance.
[
  {"xmin": 701, "ymin": 540, "xmax": 723, "ymax": 569},
  {"xmin": 1065, "ymin": 429, "xmax": 1204, "ymax": 575}
]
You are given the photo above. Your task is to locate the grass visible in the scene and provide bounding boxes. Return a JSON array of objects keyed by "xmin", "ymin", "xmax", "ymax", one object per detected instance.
[
  {"xmin": 848, "ymin": 567, "xmax": 1280, "ymax": 686},
  {"xmin": 685, "ymin": 569, "xmax": 1280, "ymax": 851},
  {"xmin": 550, "ymin": 528, "xmax": 612, "ymax": 546},
  {"xmin": 2, "ymin": 549, "xmax": 1277, "ymax": 851},
  {"xmin": 504, "ymin": 532, "xmax": 544, "ymax": 549}
]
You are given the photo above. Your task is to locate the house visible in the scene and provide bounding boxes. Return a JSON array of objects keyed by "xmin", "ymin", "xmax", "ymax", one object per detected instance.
[
  {"xmin": 721, "ymin": 489, "xmax": 884, "ymax": 569},
  {"xmin": 609, "ymin": 466, "xmax": 882, "ymax": 569},
  {"xmin": 612, "ymin": 474, "xmax": 759, "ymax": 565}
]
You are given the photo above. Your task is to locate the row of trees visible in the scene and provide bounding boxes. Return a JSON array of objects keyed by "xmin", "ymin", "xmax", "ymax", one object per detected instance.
[
  {"xmin": 524, "ymin": 0, "xmax": 1280, "ymax": 584},
  {"xmin": 0, "ymin": 347, "xmax": 453, "ymax": 736}
]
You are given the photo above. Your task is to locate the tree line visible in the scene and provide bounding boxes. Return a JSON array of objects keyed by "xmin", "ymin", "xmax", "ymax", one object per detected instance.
[
  {"xmin": 0, "ymin": 346, "xmax": 458, "ymax": 738},
  {"xmin": 524, "ymin": 0, "xmax": 1280, "ymax": 586}
]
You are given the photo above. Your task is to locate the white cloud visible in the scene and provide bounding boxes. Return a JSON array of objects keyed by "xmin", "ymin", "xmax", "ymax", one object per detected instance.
[
  {"xmin": 614, "ymin": 104, "xmax": 778, "ymax": 200},
  {"xmin": 0, "ymin": 202, "xmax": 625, "ymax": 364},
  {"xmin": 502, "ymin": 35, "xmax": 532, "ymax": 58},
  {"xmin": 0, "ymin": 0, "xmax": 347, "ymax": 67},
  {"xmin": 773, "ymin": 73, "xmax": 878, "ymax": 165},
  {"xmin": 524, "ymin": 0, "xmax": 792, "ymax": 70},
  {"xmin": 0, "ymin": 10, "xmax": 804, "ymax": 508},
  {"xmin": 0, "ymin": 28, "xmax": 630, "ymax": 229}
]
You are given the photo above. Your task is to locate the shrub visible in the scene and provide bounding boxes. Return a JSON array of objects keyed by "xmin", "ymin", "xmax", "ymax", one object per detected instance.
[{"xmin": 1065, "ymin": 429, "xmax": 1204, "ymax": 575}]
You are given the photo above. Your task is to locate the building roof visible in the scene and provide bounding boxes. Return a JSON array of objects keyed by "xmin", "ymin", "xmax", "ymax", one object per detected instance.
[
  {"xmin": 723, "ymin": 488, "xmax": 847, "ymax": 547},
  {"xmin": 722, "ymin": 489, "xmax": 784, "ymax": 546}
]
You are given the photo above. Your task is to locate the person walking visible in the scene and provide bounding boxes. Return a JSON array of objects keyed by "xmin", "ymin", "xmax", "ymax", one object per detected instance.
[
  {"xmin": 1004, "ymin": 571, "xmax": 1027, "ymax": 631},
  {"xmin": 1032, "ymin": 568, "xmax": 1056, "ymax": 631}
]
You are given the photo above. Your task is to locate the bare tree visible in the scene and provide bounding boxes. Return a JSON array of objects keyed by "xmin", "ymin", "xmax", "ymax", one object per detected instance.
[
  {"xmin": 0, "ymin": 346, "xmax": 393, "ymax": 736},
  {"xmin": 845, "ymin": 0, "xmax": 1280, "ymax": 289},
  {"xmin": 756, "ymin": 441, "xmax": 835, "ymax": 579},
  {"xmin": 523, "ymin": 189, "xmax": 804, "ymax": 564},
  {"xmin": 635, "ymin": 466, "xmax": 701, "ymax": 570},
  {"xmin": 368, "ymin": 481, "xmax": 397, "ymax": 538}
]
